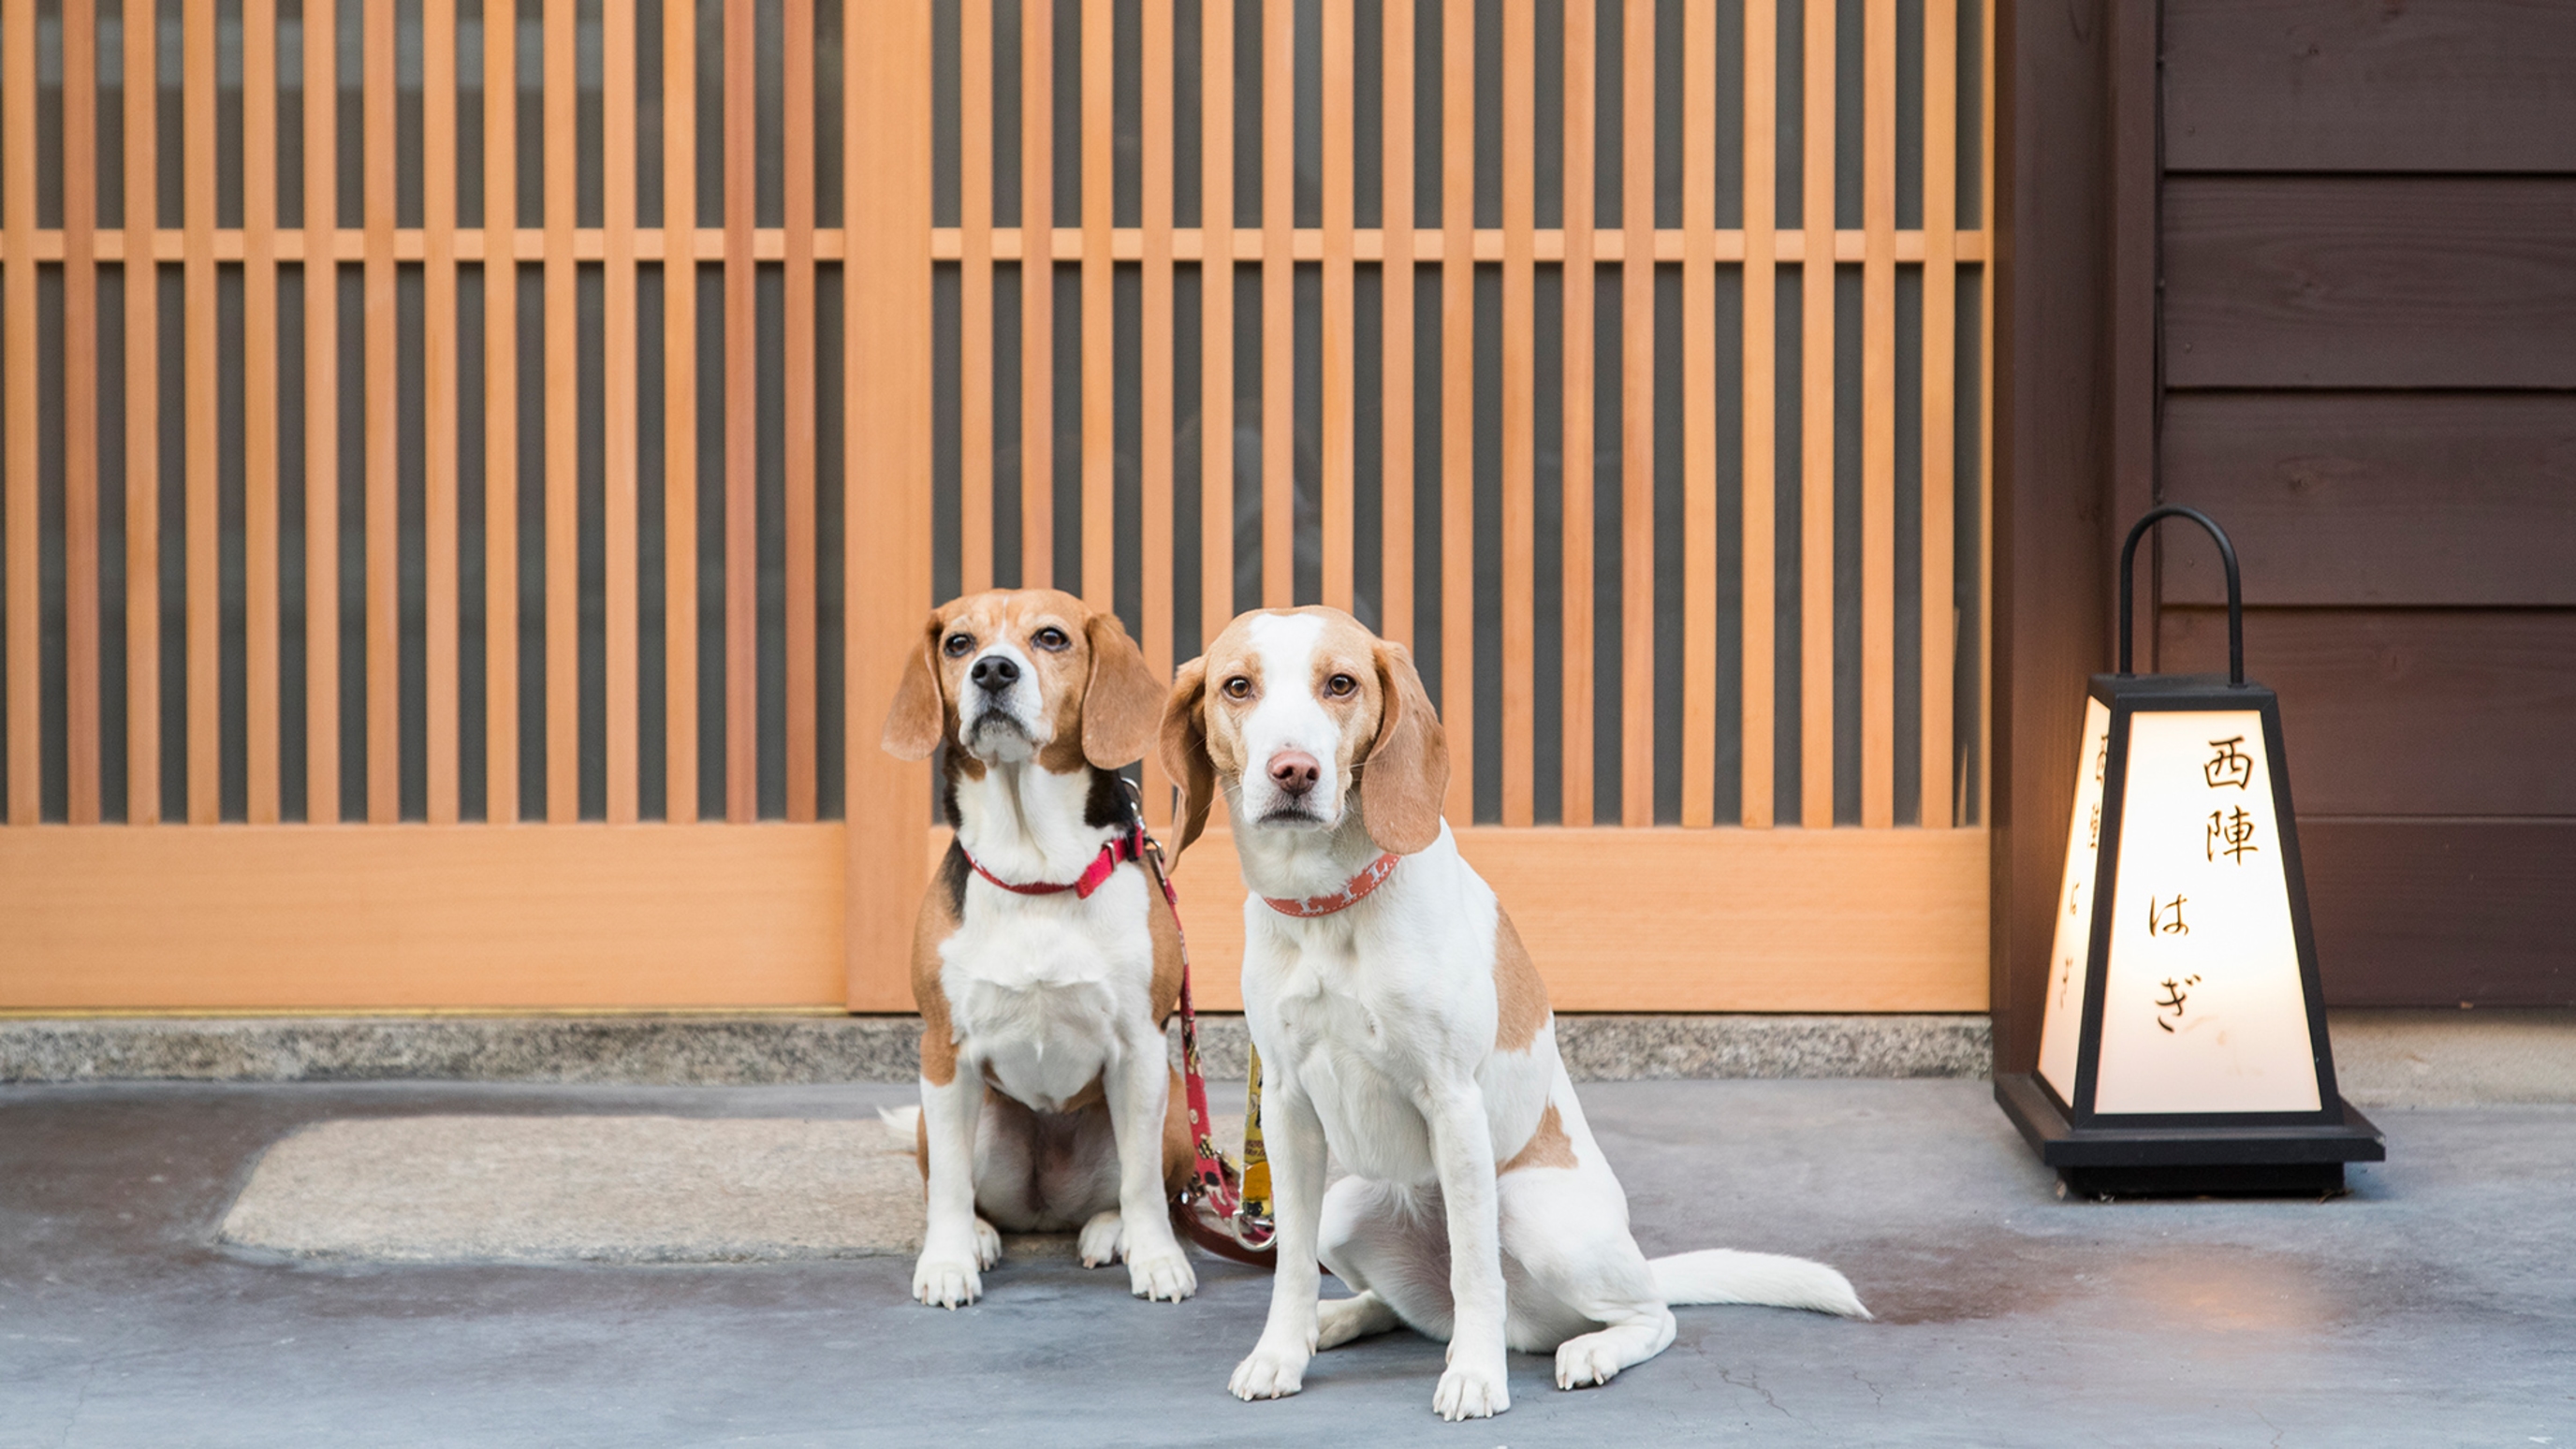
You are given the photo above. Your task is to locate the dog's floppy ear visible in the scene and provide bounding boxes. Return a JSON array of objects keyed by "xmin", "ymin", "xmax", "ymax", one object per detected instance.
[
  {"xmin": 1362, "ymin": 639, "xmax": 1449, "ymax": 856},
  {"xmin": 1159, "ymin": 657, "xmax": 1216, "ymax": 858},
  {"xmin": 1081, "ymin": 610, "xmax": 1164, "ymax": 769},
  {"xmin": 881, "ymin": 610, "xmax": 949, "ymax": 761}
]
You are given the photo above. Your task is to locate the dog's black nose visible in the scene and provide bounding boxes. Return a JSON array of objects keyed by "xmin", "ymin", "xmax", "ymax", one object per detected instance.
[
  {"xmin": 970, "ymin": 655, "xmax": 1021, "ymax": 693},
  {"xmin": 1268, "ymin": 750, "xmax": 1322, "ymax": 798}
]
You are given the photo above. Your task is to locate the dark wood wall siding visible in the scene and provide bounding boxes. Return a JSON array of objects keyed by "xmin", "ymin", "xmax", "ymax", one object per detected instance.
[{"xmin": 2154, "ymin": 0, "xmax": 2576, "ymax": 1005}]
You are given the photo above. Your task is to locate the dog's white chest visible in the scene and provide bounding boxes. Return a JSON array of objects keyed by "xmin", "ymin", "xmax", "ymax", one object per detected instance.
[
  {"xmin": 1256, "ymin": 934, "xmax": 1442, "ymax": 1185},
  {"xmin": 943, "ymin": 879, "xmax": 1151, "ymax": 1111}
]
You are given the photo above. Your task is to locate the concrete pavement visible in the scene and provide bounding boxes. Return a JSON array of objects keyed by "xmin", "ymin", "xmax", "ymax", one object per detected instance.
[{"xmin": 2, "ymin": 1077, "xmax": 2569, "ymax": 1446}]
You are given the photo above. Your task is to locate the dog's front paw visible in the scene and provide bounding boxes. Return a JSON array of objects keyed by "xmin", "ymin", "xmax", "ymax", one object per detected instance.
[
  {"xmin": 1126, "ymin": 1244, "xmax": 1196, "ymax": 1302},
  {"xmin": 973, "ymin": 1217, "xmax": 1002, "ymax": 1269},
  {"xmin": 1432, "ymin": 1355, "xmax": 1511, "ymax": 1421},
  {"xmin": 1554, "ymin": 1330, "xmax": 1626, "ymax": 1390},
  {"xmin": 1228, "ymin": 1339, "xmax": 1310, "ymax": 1401},
  {"xmin": 1077, "ymin": 1208, "xmax": 1125, "ymax": 1268},
  {"xmin": 911, "ymin": 1251, "xmax": 983, "ymax": 1310}
]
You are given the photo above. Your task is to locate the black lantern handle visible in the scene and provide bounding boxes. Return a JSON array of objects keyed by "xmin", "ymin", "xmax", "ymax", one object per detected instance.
[{"xmin": 2119, "ymin": 505, "xmax": 2244, "ymax": 686}]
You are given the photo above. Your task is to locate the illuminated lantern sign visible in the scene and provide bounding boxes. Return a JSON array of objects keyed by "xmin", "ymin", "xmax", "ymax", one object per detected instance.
[{"xmin": 1997, "ymin": 507, "xmax": 2385, "ymax": 1196}]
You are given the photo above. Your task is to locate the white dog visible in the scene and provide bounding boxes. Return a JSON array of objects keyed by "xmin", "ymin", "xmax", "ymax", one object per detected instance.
[
  {"xmin": 1161, "ymin": 606, "xmax": 1866, "ymax": 1420},
  {"xmin": 880, "ymin": 589, "xmax": 1196, "ymax": 1310}
]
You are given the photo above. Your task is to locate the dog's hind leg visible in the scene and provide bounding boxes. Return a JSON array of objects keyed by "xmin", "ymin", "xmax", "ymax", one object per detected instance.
[
  {"xmin": 1315, "ymin": 1177, "xmax": 1456, "ymax": 1346},
  {"xmin": 1493, "ymin": 1098, "xmax": 1679, "ymax": 1389}
]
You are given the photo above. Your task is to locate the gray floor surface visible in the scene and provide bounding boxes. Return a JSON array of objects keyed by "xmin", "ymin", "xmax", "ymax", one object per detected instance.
[{"xmin": 2, "ymin": 1077, "xmax": 2569, "ymax": 1447}]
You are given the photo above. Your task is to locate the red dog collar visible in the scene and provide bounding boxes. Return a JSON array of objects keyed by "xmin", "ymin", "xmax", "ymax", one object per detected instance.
[
  {"xmin": 961, "ymin": 826, "xmax": 1142, "ymax": 901},
  {"xmin": 1262, "ymin": 852, "xmax": 1401, "ymax": 917}
]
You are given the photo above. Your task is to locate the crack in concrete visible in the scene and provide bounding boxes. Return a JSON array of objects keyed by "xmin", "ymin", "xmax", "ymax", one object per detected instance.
[
  {"xmin": 53, "ymin": 1360, "xmax": 97, "ymax": 1449},
  {"xmin": 1852, "ymin": 1368, "xmax": 1886, "ymax": 1408},
  {"xmin": 1720, "ymin": 1365, "xmax": 1795, "ymax": 1420}
]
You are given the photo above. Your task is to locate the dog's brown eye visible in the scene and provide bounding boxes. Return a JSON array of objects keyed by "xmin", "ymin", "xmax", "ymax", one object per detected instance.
[
  {"xmin": 1032, "ymin": 626, "xmax": 1071, "ymax": 652},
  {"xmin": 1325, "ymin": 674, "xmax": 1357, "ymax": 698},
  {"xmin": 1222, "ymin": 676, "xmax": 1253, "ymax": 700},
  {"xmin": 942, "ymin": 632, "xmax": 974, "ymax": 658}
]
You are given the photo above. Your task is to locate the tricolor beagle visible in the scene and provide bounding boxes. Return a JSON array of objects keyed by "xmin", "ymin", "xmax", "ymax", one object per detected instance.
[
  {"xmin": 880, "ymin": 589, "xmax": 1198, "ymax": 1310},
  {"xmin": 1161, "ymin": 607, "xmax": 1866, "ymax": 1420}
]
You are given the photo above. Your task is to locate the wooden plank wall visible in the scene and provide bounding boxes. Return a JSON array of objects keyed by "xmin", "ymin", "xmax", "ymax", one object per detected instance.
[
  {"xmin": 0, "ymin": 1, "xmax": 1992, "ymax": 1014},
  {"xmin": 2154, "ymin": 0, "xmax": 2576, "ymax": 1005}
]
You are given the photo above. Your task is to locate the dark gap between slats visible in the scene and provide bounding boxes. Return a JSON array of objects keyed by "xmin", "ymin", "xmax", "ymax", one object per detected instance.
[
  {"xmin": 1113, "ymin": 262, "xmax": 1143, "ymax": 635},
  {"xmin": 695, "ymin": 256, "xmax": 726, "ymax": 814},
  {"xmin": 1471, "ymin": 260, "xmax": 1500, "ymax": 823},
  {"xmin": 1229, "ymin": 264, "xmax": 1260, "ymax": 614},
  {"xmin": 399, "ymin": 262, "xmax": 428, "ymax": 821},
  {"xmin": 815, "ymin": 261, "xmax": 847, "ymax": 819},
  {"xmin": 1292, "ymin": 260, "xmax": 1321, "ymax": 606},
  {"xmin": 513, "ymin": 262, "xmax": 545, "ymax": 820},
  {"xmin": 693, "ymin": 261, "xmax": 725, "ymax": 818},
  {"xmin": 578, "ymin": 261, "xmax": 607, "ymax": 821},
  {"xmin": 458, "ymin": 262, "xmax": 487, "ymax": 818},
  {"xmin": 1894, "ymin": 262, "xmax": 1922, "ymax": 825},
  {"xmin": 755, "ymin": 260, "xmax": 785, "ymax": 819},
  {"xmin": 1649, "ymin": 260, "xmax": 1680, "ymax": 824},
  {"xmin": 1051, "ymin": 263, "xmax": 1081, "ymax": 594},
  {"xmin": 1531, "ymin": 262, "xmax": 1563, "ymax": 823},
  {"xmin": 1831, "ymin": 260, "xmax": 1860, "ymax": 824},
  {"xmin": 991, "ymin": 260, "xmax": 1023, "ymax": 587},
  {"xmin": 636, "ymin": 268, "xmax": 664, "ymax": 820}
]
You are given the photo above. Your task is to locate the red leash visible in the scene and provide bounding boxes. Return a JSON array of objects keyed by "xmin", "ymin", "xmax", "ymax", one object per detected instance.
[{"xmin": 1125, "ymin": 798, "xmax": 1277, "ymax": 1266}]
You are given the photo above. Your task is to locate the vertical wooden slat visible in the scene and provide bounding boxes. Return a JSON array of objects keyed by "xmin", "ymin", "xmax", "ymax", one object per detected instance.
[
  {"xmin": 606, "ymin": 0, "xmax": 642, "ymax": 821},
  {"xmin": 1559, "ymin": 0, "xmax": 1595, "ymax": 827},
  {"xmin": 1617, "ymin": 0, "xmax": 1650, "ymax": 827},
  {"xmin": 423, "ymin": 0, "xmax": 461, "ymax": 822},
  {"xmin": 1859, "ymin": 0, "xmax": 1895, "ymax": 828},
  {"xmin": 1797, "ymin": 0, "xmax": 1834, "ymax": 828},
  {"xmin": 843, "ymin": 0, "xmax": 933, "ymax": 1005},
  {"xmin": 1017, "ymin": 0, "xmax": 1052, "ymax": 588},
  {"xmin": 1437, "ymin": 0, "xmax": 1471, "ymax": 825},
  {"xmin": 1920, "ymin": 0, "xmax": 1956, "ymax": 829},
  {"xmin": 1258, "ymin": 0, "xmax": 1290, "ymax": 608},
  {"xmin": 301, "ymin": 0, "xmax": 336, "ymax": 822},
  {"xmin": 1077, "ymin": 0, "xmax": 1111, "ymax": 608},
  {"xmin": 1676, "ymin": 0, "xmax": 1716, "ymax": 828},
  {"xmin": 957, "ymin": 0, "xmax": 993, "ymax": 593},
  {"xmin": 779, "ymin": 0, "xmax": 815, "ymax": 818},
  {"xmin": 721, "ymin": 0, "xmax": 754, "ymax": 821},
  {"xmin": 1, "ymin": 0, "xmax": 33, "ymax": 822},
  {"xmin": 242, "ymin": 0, "xmax": 279, "ymax": 822},
  {"xmin": 1197, "ymin": 0, "xmax": 1232, "ymax": 646},
  {"xmin": 1377, "ymin": 0, "xmax": 1412, "ymax": 650},
  {"xmin": 61, "ymin": 0, "xmax": 102, "ymax": 821},
  {"xmin": 1138, "ymin": 0, "xmax": 1174, "ymax": 825},
  {"xmin": 1498, "ymin": 0, "xmax": 1533, "ymax": 825},
  {"xmin": 543, "ymin": 0, "xmax": 580, "ymax": 821},
  {"xmin": 1738, "ymin": 0, "xmax": 1777, "ymax": 828},
  {"xmin": 659, "ymin": 0, "xmax": 695, "ymax": 821},
  {"xmin": 184, "ymin": 0, "xmax": 220, "ymax": 823},
  {"xmin": 364, "ymin": 0, "xmax": 399, "ymax": 823},
  {"xmin": 482, "ymin": 0, "xmax": 517, "ymax": 821},
  {"xmin": 1318, "ymin": 0, "xmax": 1354, "ymax": 614}
]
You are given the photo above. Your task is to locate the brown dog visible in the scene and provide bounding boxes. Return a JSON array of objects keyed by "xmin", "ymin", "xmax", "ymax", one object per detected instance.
[{"xmin": 879, "ymin": 589, "xmax": 1197, "ymax": 1308}]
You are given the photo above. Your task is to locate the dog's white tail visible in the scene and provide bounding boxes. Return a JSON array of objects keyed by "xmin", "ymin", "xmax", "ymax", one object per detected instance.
[
  {"xmin": 877, "ymin": 1105, "xmax": 922, "ymax": 1145},
  {"xmin": 1649, "ymin": 1250, "xmax": 1870, "ymax": 1320}
]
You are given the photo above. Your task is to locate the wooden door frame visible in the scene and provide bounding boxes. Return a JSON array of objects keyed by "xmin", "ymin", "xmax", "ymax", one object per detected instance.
[{"xmin": 1987, "ymin": 0, "xmax": 2160, "ymax": 1075}]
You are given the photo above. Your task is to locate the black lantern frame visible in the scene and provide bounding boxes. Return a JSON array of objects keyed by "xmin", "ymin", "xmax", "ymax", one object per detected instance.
[{"xmin": 1997, "ymin": 506, "xmax": 2385, "ymax": 1196}]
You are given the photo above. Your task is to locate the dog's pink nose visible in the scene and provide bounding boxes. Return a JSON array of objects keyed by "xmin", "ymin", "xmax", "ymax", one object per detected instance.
[{"xmin": 1268, "ymin": 751, "xmax": 1322, "ymax": 797}]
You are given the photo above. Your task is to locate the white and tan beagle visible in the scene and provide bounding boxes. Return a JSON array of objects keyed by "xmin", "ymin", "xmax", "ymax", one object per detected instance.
[
  {"xmin": 1162, "ymin": 606, "xmax": 1866, "ymax": 1420},
  {"xmin": 880, "ymin": 589, "xmax": 1198, "ymax": 1310}
]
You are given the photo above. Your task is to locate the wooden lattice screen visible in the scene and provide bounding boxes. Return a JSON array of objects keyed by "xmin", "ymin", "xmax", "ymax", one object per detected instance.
[{"xmin": 1, "ymin": 0, "xmax": 1990, "ymax": 1015}]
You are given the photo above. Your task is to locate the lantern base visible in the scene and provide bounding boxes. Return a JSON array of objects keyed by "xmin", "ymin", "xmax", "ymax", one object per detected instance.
[
  {"xmin": 2056, "ymin": 1160, "xmax": 2348, "ymax": 1199},
  {"xmin": 1995, "ymin": 1073, "xmax": 2385, "ymax": 1197}
]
